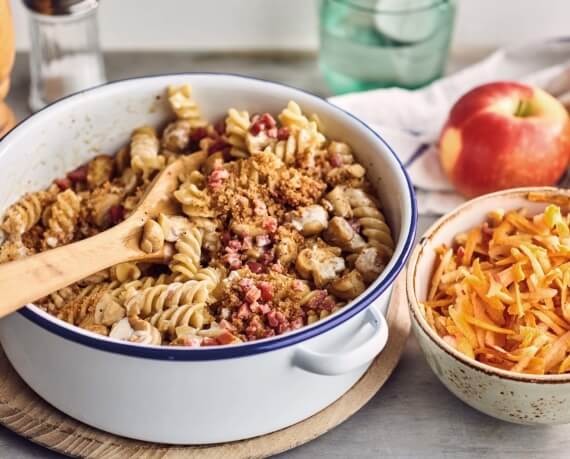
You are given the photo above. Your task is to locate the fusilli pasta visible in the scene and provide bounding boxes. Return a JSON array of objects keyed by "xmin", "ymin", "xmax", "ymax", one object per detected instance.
[
  {"xmin": 150, "ymin": 302, "xmax": 209, "ymax": 338},
  {"xmin": 225, "ymin": 108, "xmax": 250, "ymax": 158},
  {"xmin": 126, "ymin": 280, "xmax": 209, "ymax": 318},
  {"xmin": 1, "ymin": 85, "xmax": 395, "ymax": 348},
  {"xmin": 345, "ymin": 188, "xmax": 394, "ymax": 259},
  {"xmin": 167, "ymin": 84, "xmax": 206, "ymax": 126},
  {"xmin": 174, "ymin": 171, "xmax": 213, "ymax": 218},
  {"xmin": 130, "ymin": 126, "xmax": 165, "ymax": 179},
  {"xmin": 43, "ymin": 189, "xmax": 81, "ymax": 247},
  {"xmin": 169, "ymin": 227, "xmax": 203, "ymax": 280},
  {"xmin": 1, "ymin": 189, "xmax": 53, "ymax": 237}
]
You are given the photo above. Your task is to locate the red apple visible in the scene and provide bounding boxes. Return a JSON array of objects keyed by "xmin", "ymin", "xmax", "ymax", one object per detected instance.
[{"xmin": 438, "ymin": 81, "xmax": 570, "ymax": 197}]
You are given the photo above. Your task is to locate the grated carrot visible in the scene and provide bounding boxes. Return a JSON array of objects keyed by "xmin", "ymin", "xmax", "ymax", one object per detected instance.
[{"xmin": 423, "ymin": 201, "xmax": 570, "ymax": 374}]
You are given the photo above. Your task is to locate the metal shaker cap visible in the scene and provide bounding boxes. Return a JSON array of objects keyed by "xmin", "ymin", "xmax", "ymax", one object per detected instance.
[{"xmin": 23, "ymin": 0, "xmax": 98, "ymax": 16}]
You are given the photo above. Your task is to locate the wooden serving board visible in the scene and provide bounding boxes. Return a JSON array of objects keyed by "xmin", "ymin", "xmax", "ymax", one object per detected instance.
[{"xmin": 0, "ymin": 274, "xmax": 410, "ymax": 458}]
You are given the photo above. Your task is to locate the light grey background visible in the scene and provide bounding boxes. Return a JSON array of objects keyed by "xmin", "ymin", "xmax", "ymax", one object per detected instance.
[
  {"xmin": 10, "ymin": 0, "xmax": 570, "ymax": 52},
  {"xmin": 2, "ymin": 51, "xmax": 569, "ymax": 458}
]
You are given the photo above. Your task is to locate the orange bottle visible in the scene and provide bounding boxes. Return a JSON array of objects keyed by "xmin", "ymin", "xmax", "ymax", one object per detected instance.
[{"xmin": 0, "ymin": 0, "xmax": 16, "ymax": 137}]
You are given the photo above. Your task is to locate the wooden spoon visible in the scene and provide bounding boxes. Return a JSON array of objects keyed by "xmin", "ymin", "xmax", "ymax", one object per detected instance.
[{"xmin": 0, "ymin": 150, "xmax": 207, "ymax": 319}]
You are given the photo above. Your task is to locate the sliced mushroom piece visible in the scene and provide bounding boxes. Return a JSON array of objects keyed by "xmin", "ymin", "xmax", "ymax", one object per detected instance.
[
  {"xmin": 295, "ymin": 247, "xmax": 314, "ymax": 280},
  {"xmin": 324, "ymin": 216, "xmax": 353, "ymax": 247},
  {"xmin": 94, "ymin": 293, "xmax": 126, "ymax": 326},
  {"xmin": 328, "ymin": 140, "xmax": 354, "ymax": 164},
  {"xmin": 87, "ymin": 155, "xmax": 115, "ymax": 189},
  {"xmin": 140, "ymin": 219, "xmax": 165, "ymax": 253},
  {"xmin": 91, "ymin": 192, "xmax": 122, "ymax": 228},
  {"xmin": 158, "ymin": 213, "xmax": 193, "ymax": 242},
  {"xmin": 324, "ymin": 216, "xmax": 366, "ymax": 252},
  {"xmin": 114, "ymin": 146, "xmax": 131, "ymax": 173},
  {"xmin": 246, "ymin": 130, "xmax": 274, "ymax": 154},
  {"xmin": 295, "ymin": 244, "xmax": 346, "ymax": 288},
  {"xmin": 110, "ymin": 262, "xmax": 141, "ymax": 282},
  {"xmin": 109, "ymin": 317, "xmax": 134, "ymax": 341},
  {"xmin": 276, "ymin": 236, "xmax": 298, "ymax": 267},
  {"xmin": 312, "ymin": 253, "xmax": 345, "ymax": 288},
  {"xmin": 354, "ymin": 247, "xmax": 386, "ymax": 283},
  {"xmin": 291, "ymin": 204, "xmax": 329, "ymax": 236},
  {"xmin": 120, "ymin": 168, "xmax": 139, "ymax": 196},
  {"xmin": 162, "ymin": 119, "xmax": 192, "ymax": 152},
  {"xmin": 325, "ymin": 186, "xmax": 352, "ymax": 218},
  {"xmin": 328, "ymin": 270, "xmax": 366, "ymax": 301}
]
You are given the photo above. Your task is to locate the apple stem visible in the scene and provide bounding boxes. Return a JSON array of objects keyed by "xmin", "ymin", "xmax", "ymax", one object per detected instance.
[{"xmin": 514, "ymin": 99, "xmax": 532, "ymax": 117}]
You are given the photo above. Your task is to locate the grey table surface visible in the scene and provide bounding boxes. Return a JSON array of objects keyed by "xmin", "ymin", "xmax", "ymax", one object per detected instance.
[{"xmin": 2, "ymin": 52, "xmax": 569, "ymax": 459}]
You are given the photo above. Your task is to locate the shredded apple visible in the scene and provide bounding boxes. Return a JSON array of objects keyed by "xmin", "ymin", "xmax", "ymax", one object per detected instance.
[{"xmin": 423, "ymin": 197, "xmax": 570, "ymax": 375}]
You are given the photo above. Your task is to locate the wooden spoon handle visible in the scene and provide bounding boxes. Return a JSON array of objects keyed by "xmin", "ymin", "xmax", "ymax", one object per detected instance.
[{"xmin": 0, "ymin": 222, "xmax": 142, "ymax": 319}]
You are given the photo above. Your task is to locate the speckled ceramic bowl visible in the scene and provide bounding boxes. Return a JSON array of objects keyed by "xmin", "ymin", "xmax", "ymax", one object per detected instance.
[{"xmin": 407, "ymin": 187, "xmax": 570, "ymax": 425}]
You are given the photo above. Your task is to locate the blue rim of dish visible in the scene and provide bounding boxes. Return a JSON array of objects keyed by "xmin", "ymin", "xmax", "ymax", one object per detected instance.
[{"xmin": 3, "ymin": 72, "xmax": 418, "ymax": 361}]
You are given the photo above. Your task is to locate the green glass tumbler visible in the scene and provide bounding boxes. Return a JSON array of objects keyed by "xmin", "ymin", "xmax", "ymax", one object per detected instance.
[{"xmin": 319, "ymin": 0, "xmax": 456, "ymax": 94}]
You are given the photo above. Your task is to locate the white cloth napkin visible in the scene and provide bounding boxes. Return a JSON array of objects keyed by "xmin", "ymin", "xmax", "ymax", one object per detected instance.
[{"xmin": 328, "ymin": 37, "xmax": 570, "ymax": 216}]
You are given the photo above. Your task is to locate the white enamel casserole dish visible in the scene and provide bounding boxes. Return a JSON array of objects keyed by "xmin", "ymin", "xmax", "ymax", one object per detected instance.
[{"xmin": 0, "ymin": 74, "xmax": 416, "ymax": 444}]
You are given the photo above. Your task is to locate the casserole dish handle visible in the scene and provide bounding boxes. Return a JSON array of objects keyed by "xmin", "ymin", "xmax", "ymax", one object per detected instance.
[{"xmin": 293, "ymin": 306, "xmax": 389, "ymax": 376}]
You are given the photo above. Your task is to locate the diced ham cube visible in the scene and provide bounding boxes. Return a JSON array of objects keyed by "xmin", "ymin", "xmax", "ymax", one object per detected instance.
[
  {"xmin": 215, "ymin": 329, "xmax": 235, "ymax": 345},
  {"xmin": 249, "ymin": 122, "xmax": 263, "ymax": 136},
  {"xmin": 270, "ymin": 263, "xmax": 284, "ymax": 273},
  {"xmin": 239, "ymin": 278, "xmax": 255, "ymax": 292},
  {"xmin": 246, "ymin": 261, "xmax": 264, "ymax": 274},
  {"xmin": 208, "ymin": 138, "xmax": 229, "ymax": 154},
  {"xmin": 67, "ymin": 165, "xmax": 88, "ymax": 183},
  {"xmin": 109, "ymin": 205, "xmax": 125, "ymax": 225},
  {"xmin": 237, "ymin": 303, "xmax": 252, "ymax": 320},
  {"xmin": 228, "ymin": 239, "xmax": 242, "ymax": 251},
  {"xmin": 258, "ymin": 303, "xmax": 271, "ymax": 315},
  {"xmin": 292, "ymin": 279, "xmax": 305, "ymax": 291},
  {"xmin": 329, "ymin": 152, "xmax": 343, "ymax": 167},
  {"xmin": 54, "ymin": 177, "xmax": 71, "ymax": 190},
  {"xmin": 223, "ymin": 253, "xmax": 242, "ymax": 270},
  {"xmin": 259, "ymin": 250, "xmax": 275, "ymax": 266},
  {"xmin": 208, "ymin": 167, "xmax": 229, "ymax": 190},
  {"xmin": 202, "ymin": 337, "xmax": 219, "ymax": 346},
  {"xmin": 260, "ymin": 113, "xmax": 277, "ymax": 129},
  {"xmin": 245, "ymin": 286, "xmax": 261, "ymax": 304},
  {"xmin": 305, "ymin": 290, "xmax": 327, "ymax": 310},
  {"xmin": 249, "ymin": 113, "xmax": 277, "ymax": 136},
  {"xmin": 266, "ymin": 311, "xmax": 279, "ymax": 328},
  {"xmin": 242, "ymin": 236, "xmax": 253, "ymax": 250},
  {"xmin": 321, "ymin": 297, "xmax": 336, "ymax": 312},
  {"xmin": 214, "ymin": 119, "xmax": 226, "ymax": 135},
  {"xmin": 262, "ymin": 216, "xmax": 278, "ymax": 233},
  {"xmin": 181, "ymin": 335, "xmax": 202, "ymax": 347},
  {"xmin": 277, "ymin": 127, "xmax": 290, "ymax": 141},
  {"xmin": 219, "ymin": 319, "xmax": 234, "ymax": 330},
  {"xmin": 259, "ymin": 281, "xmax": 273, "ymax": 302},
  {"xmin": 456, "ymin": 246, "xmax": 465, "ymax": 260},
  {"xmin": 253, "ymin": 198, "xmax": 268, "ymax": 216},
  {"xmin": 190, "ymin": 127, "xmax": 208, "ymax": 143},
  {"xmin": 221, "ymin": 231, "xmax": 232, "ymax": 245}
]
